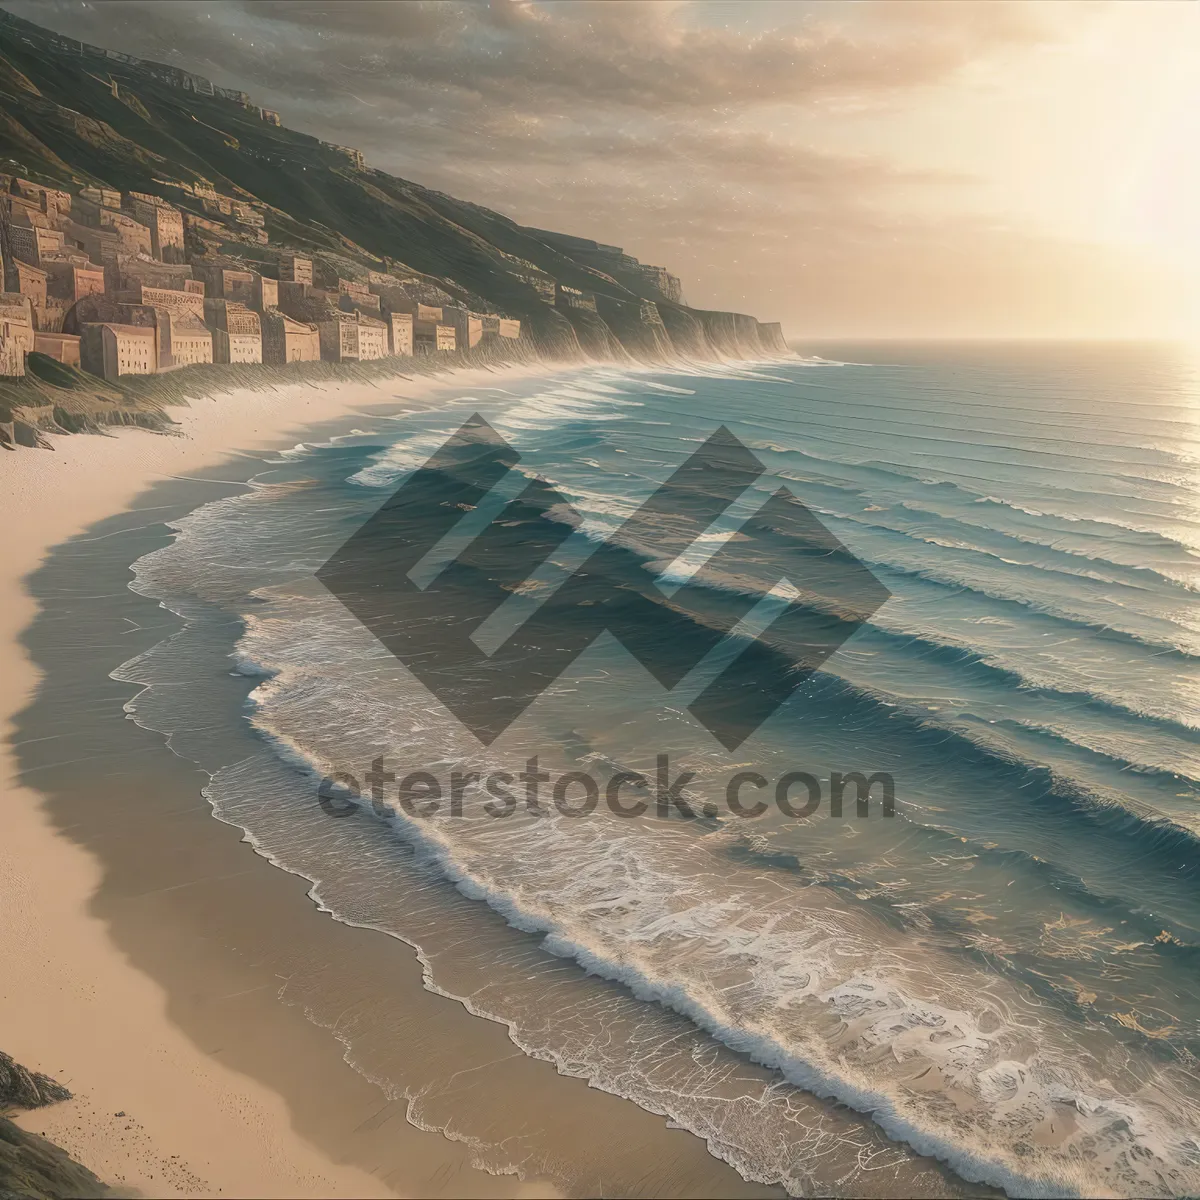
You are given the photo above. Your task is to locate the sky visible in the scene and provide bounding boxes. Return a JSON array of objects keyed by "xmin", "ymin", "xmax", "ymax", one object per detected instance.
[{"xmin": 11, "ymin": 0, "xmax": 1200, "ymax": 339}]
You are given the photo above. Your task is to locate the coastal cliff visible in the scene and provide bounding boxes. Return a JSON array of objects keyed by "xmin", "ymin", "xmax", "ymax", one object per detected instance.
[{"xmin": 0, "ymin": 8, "xmax": 787, "ymax": 369}]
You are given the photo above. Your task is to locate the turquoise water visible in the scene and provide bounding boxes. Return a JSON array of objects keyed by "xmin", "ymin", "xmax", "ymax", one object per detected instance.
[{"xmin": 118, "ymin": 344, "xmax": 1200, "ymax": 1197}]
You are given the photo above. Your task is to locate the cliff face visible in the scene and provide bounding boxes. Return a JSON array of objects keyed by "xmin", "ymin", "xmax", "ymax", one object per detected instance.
[{"xmin": 0, "ymin": 9, "xmax": 787, "ymax": 366}]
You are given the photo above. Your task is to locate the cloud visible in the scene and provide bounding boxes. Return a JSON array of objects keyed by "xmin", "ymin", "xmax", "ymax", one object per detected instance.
[
  {"xmin": 7, "ymin": 0, "xmax": 1146, "ymax": 336},
  {"xmin": 13, "ymin": 0, "xmax": 1068, "ymax": 113}
]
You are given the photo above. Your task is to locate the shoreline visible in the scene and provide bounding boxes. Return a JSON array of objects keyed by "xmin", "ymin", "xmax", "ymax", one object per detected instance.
[
  {"xmin": 0, "ymin": 360, "xmax": 781, "ymax": 1199},
  {"xmin": 0, "ymin": 363, "xmax": 559, "ymax": 1198}
]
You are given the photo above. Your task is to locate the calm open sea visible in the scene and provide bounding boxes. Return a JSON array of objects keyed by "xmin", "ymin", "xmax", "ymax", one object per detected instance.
[{"xmin": 115, "ymin": 343, "xmax": 1200, "ymax": 1197}]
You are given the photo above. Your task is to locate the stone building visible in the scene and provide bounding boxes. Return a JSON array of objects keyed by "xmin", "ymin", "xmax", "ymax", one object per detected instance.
[
  {"xmin": 260, "ymin": 310, "xmax": 320, "ymax": 364},
  {"xmin": 356, "ymin": 314, "xmax": 388, "ymax": 361},
  {"xmin": 183, "ymin": 213, "xmax": 226, "ymax": 252},
  {"xmin": 317, "ymin": 309, "xmax": 359, "ymax": 362},
  {"xmin": 80, "ymin": 322, "xmax": 156, "ymax": 379},
  {"xmin": 203, "ymin": 298, "xmax": 262, "ymax": 364},
  {"xmin": 97, "ymin": 208, "xmax": 152, "ymax": 257},
  {"xmin": 0, "ymin": 292, "xmax": 33, "ymax": 375},
  {"xmin": 481, "ymin": 315, "xmax": 521, "ymax": 340},
  {"xmin": 385, "ymin": 311, "xmax": 413, "ymax": 356},
  {"xmin": 195, "ymin": 264, "xmax": 258, "ymax": 306},
  {"xmin": 79, "ymin": 186, "xmax": 122, "ymax": 210},
  {"xmin": 120, "ymin": 261, "xmax": 198, "ymax": 293},
  {"xmin": 138, "ymin": 285, "xmax": 205, "ymax": 318},
  {"xmin": 9, "ymin": 178, "xmax": 71, "ymax": 220},
  {"xmin": 127, "ymin": 194, "xmax": 185, "ymax": 261},
  {"xmin": 231, "ymin": 203, "xmax": 264, "ymax": 230},
  {"xmin": 60, "ymin": 220, "xmax": 122, "ymax": 266},
  {"xmin": 160, "ymin": 311, "xmax": 213, "ymax": 368},
  {"xmin": 9, "ymin": 259, "xmax": 47, "ymax": 320},
  {"xmin": 414, "ymin": 321, "xmax": 455, "ymax": 354},
  {"xmin": 278, "ymin": 254, "xmax": 313, "ymax": 285},
  {"xmin": 397, "ymin": 300, "xmax": 443, "ymax": 325},
  {"xmin": 337, "ymin": 278, "xmax": 380, "ymax": 313},
  {"xmin": 61, "ymin": 295, "xmax": 156, "ymax": 338},
  {"xmin": 45, "ymin": 262, "xmax": 106, "ymax": 305},
  {"xmin": 255, "ymin": 276, "xmax": 278, "ymax": 312},
  {"xmin": 277, "ymin": 280, "xmax": 312, "ymax": 312},
  {"xmin": 9, "ymin": 224, "xmax": 65, "ymax": 265},
  {"xmin": 389, "ymin": 299, "xmax": 445, "ymax": 352},
  {"xmin": 33, "ymin": 331, "xmax": 81, "ymax": 367},
  {"xmin": 443, "ymin": 306, "xmax": 482, "ymax": 350}
]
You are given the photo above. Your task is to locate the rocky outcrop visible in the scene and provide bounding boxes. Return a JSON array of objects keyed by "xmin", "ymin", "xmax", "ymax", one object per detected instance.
[
  {"xmin": 0, "ymin": 1051, "xmax": 107, "ymax": 1199},
  {"xmin": 0, "ymin": 1055, "xmax": 70, "ymax": 1111}
]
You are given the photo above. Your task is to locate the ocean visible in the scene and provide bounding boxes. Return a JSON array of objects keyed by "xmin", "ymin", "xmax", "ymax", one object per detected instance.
[{"xmin": 114, "ymin": 342, "xmax": 1200, "ymax": 1197}]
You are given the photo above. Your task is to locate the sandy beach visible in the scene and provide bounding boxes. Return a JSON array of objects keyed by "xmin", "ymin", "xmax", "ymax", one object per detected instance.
[
  {"xmin": 0, "ymin": 367, "xmax": 547, "ymax": 1198},
  {"xmin": 0, "ymin": 366, "xmax": 781, "ymax": 1200}
]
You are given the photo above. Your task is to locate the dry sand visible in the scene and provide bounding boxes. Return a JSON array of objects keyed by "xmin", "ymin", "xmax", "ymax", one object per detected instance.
[{"xmin": 0, "ymin": 366, "xmax": 560, "ymax": 1198}]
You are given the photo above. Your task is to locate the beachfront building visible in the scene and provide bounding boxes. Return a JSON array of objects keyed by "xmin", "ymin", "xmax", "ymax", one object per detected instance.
[
  {"xmin": 160, "ymin": 311, "xmax": 214, "ymax": 368},
  {"xmin": 254, "ymin": 276, "xmax": 278, "ymax": 312},
  {"xmin": 79, "ymin": 322, "xmax": 157, "ymax": 379},
  {"xmin": 204, "ymin": 298, "xmax": 262, "ymax": 364},
  {"xmin": 481, "ymin": 315, "xmax": 521, "ymax": 340},
  {"xmin": 317, "ymin": 309, "xmax": 360, "ymax": 362},
  {"xmin": 385, "ymin": 310, "xmax": 413, "ymax": 356},
  {"xmin": 356, "ymin": 314, "xmax": 388, "ymax": 360},
  {"xmin": 443, "ymin": 306, "xmax": 482, "ymax": 350},
  {"xmin": 33, "ymin": 331, "xmax": 81, "ymax": 367},
  {"xmin": 0, "ymin": 292, "xmax": 33, "ymax": 375},
  {"xmin": 260, "ymin": 309, "xmax": 320, "ymax": 364},
  {"xmin": 277, "ymin": 280, "xmax": 312, "ymax": 313},
  {"xmin": 396, "ymin": 301, "xmax": 447, "ymax": 354},
  {"xmin": 278, "ymin": 254, "xmax": 313, "ymax": 285}
]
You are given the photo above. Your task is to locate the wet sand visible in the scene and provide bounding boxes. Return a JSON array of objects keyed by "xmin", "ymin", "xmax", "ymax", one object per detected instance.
[{"xmin": 0, "ymin": 370, "xmax": 780, "ymax": 1197}]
